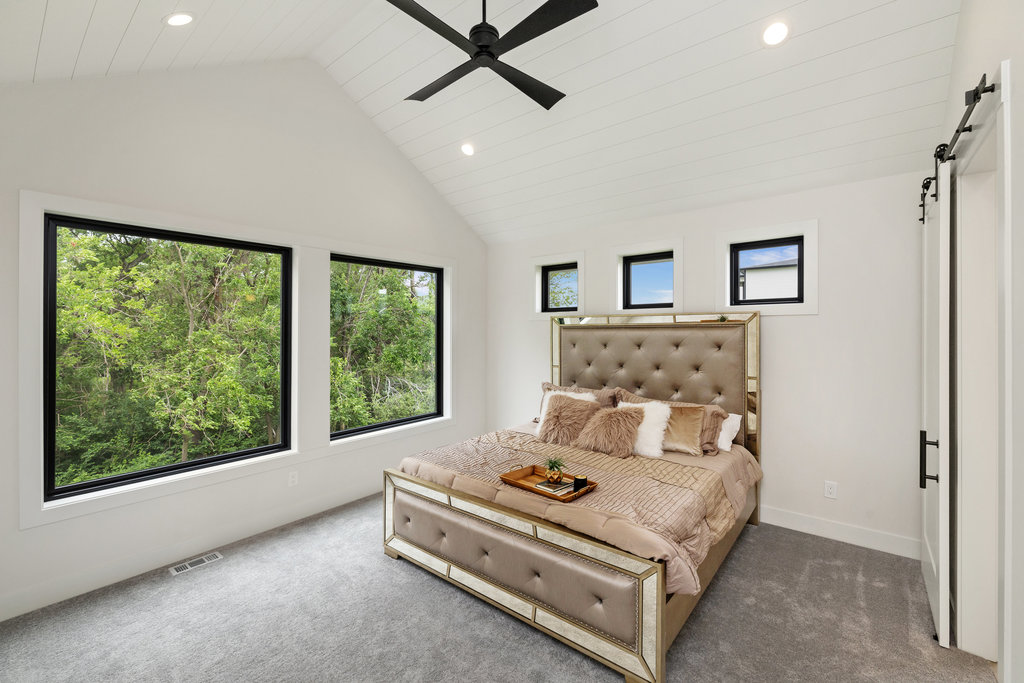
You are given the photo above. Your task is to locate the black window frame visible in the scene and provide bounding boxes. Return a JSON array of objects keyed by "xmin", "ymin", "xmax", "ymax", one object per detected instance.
[
  {"xmin": 329, "ymin": 254, "xmax": 444, "ymax": 440},
  {"xmin": 729, "ymin": 235, "xmax": 804, "ymax": 306},
  {"xmin": 540, "ymin": 262, "xmax": 579, "ymax": 313},
  {"xmin": 622, "ymin": 251, "xmax": 674, "ymax": 309},
  {"xmin": 43, "ymin": 213, "xmax": 292, "ymax": 502}
]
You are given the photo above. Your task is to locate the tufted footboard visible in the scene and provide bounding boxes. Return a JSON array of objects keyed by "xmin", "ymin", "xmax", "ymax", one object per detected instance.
[{"xmin": 384, "ymin": 469, "xmax": 665, "ymax": 682}]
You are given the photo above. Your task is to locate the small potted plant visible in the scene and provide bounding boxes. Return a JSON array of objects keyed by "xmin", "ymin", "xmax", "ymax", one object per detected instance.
[{"xmin": 544, "ymin": 457, "xmax": 565, "ymax": 484}]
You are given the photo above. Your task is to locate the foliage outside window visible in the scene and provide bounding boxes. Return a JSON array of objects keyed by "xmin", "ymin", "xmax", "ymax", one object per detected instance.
[
  {"xmin": 541, "ymin": 262, "xmax": 578, "ymax": 312},
  {"xmin": 622, "ymin": 251, "xmax": 673, "ymax": 309},
  {"xmin": 45, "ymin": 215, "xmax": 290, "ymax": 500},
  {"xmin": 730, "ymin": 236, "xmax": 804, "ymax": 305},
  {"xmin": 329, "ymin": 255, "xmax": 442, "ymax": 437}
]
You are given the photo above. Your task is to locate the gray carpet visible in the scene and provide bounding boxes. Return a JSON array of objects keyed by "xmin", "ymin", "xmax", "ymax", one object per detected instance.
[{"xmin": 0, "ymin": 495, "xmax": 994, "ymax": 682}]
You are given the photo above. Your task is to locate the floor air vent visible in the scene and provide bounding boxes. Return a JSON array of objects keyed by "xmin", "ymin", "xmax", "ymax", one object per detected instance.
[{"xmin": 168, "ymin": 551, "xmax": 223, "ymax": 576}]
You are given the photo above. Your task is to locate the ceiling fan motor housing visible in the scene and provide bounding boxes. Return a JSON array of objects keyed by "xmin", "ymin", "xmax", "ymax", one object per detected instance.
[{"xmin": 470, "ymin": 22, "xmax": 499, "ymax": 64}]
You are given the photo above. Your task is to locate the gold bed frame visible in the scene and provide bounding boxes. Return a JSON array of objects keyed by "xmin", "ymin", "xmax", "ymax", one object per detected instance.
[{"xmin": 383, "ymin": 313, "xmax": 761, "ymax": 682}]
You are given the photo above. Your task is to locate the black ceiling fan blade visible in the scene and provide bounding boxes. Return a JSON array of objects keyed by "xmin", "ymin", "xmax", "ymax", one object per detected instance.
[
  {"xmin": 386, "ymin": 0, "xmax": 476, "ymax": 56},
  {"xmin": 492, "ymin": 0, "xmax": 598, "ymax": 57},
  {"xmin": 489, "ymin": 60, "xmax": 565, "ymax": 109},
  {"xmin": 407, "ymin": 60, "xmax": 481, "ymax": 101}
]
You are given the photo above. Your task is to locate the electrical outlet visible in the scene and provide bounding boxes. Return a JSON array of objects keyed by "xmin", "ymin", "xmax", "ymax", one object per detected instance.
[
  {"xmin": 824, "ymin": 480, "xmax": 838, "ymax": 499},
  {"xmin": 288, "ymin": 471, "xmax": 299, "ymax": 487}
]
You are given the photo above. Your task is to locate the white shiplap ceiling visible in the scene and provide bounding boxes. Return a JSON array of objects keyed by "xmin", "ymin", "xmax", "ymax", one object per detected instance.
[{"xmin": 2, "ymin": 0, "xmax": 959, "ymax": 243}]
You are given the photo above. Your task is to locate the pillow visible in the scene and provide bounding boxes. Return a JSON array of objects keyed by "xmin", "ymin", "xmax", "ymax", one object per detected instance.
[
  {"xmin": 716, "ymin": 413, "xmax": 743, "ymax": 452},
  {"xmin": 572, "ymin": 406, "xmax": 644, "ymax": 459},
  {"xmin": 538, "ymin": 394, "xmax": 602, "ymax": 446},
  {"xmin": 661, "ymin": 405, "xmax": 705, "ymax": 456},
  {"xmin": 616, "ymin": 400, "xmax": 671, "ymax": 457},
  {"xmin": 613, "ymin": 388, "xmax": 728, "ymax": 455},
  {"xmin": 537, "ymin": 382, "xmax": 616, "ymax": 432}
]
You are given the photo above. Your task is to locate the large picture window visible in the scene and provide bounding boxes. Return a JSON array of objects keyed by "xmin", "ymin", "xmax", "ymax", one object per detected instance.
[
  {"xmin": 329, "ymin": 255, "xmax": 443, "ymax": 438},
  {"xmin": 730, "ymin": 236, "xmax": 804, "ymax": 305},
  {"xmin": 44, "ymin": 214, "xmax": 291, "ymax": 501}
]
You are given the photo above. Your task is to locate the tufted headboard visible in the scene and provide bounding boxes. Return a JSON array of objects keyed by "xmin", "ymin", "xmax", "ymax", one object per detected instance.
[{"xmin": 551, "ymin": 314, "xmax": 760, "ymax": 456}]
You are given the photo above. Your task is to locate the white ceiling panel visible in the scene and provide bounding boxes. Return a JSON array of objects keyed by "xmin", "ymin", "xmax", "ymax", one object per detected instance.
[{"xmin": 0, "ymin": 0, "xmax": 960, "ymax": 242}]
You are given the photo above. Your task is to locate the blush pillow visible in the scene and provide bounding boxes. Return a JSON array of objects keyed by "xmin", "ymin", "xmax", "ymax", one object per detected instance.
[
  {"xmin": 616, "ymin": 400, "xmax": 672, "ymax": 457},
  {"xmin": 573, "ymin": 405, "xmax": 645, "ymax": 459},
  {"xmin": 613, "ymin": 388, "xmax": 728, "ymax": 455},
  {"xmin": 538, "ymin": 394, "xmax": 602, "ymax": 446},
  {"xmin": 716, "ymin": 413, "xmax": 743, "ymax": 452}
]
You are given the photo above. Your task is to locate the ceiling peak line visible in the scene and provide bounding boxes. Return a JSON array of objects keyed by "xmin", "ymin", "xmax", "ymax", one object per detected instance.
[
  {"xmin": 400, "ymin": 0, "xmax": 920, "ymax": 158},
  {"xmin": 263, "ymin": 0, "xmax": 335, "ymax": 63},
  {"xmin": 413, "ymin": 35, "xmax": 954, "ymax": 177},
  {"xmin": 216, "ymin": 1, "xmax": 279, "ymax": 68},
  {"xmin": 477, "ymin": 146, "xmax": 934, "ymax": 238},
  {"xmin": 192, "ymin": 0, "xmax": 249, "ymax": 70},
  {"xmin": 372, "ymin": 0, "xmax": 684, "ymax": 130},
  {"xmin": 267, "ymin": 0, "xmax": 351, "ymax": 63},
  {"xmin": 243, "ymin": 0, "xmax": 311, "ymax": 64},
  {"xmin": 463, "ymin": 123, "xmax": 942, "ymax": 224},
  {"xmin": 447, "ymin": 98, "xmax": 948, "ymax": 210}
]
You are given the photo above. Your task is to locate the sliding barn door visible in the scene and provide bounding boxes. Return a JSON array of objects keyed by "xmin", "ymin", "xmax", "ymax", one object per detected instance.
[{"xmin": 921, "ymin": 160, "xmax": 954, "ymax": 647}]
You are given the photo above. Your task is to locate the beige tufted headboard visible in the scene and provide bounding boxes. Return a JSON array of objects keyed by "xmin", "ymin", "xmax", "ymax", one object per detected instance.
[{"xmin": 551, "ymin": 315, "xmax": 760, "ymax": 456}]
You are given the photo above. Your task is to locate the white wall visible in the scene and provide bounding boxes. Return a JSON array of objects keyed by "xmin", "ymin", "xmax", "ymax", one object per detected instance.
[
  {"xmin": 486, "ymin": 172, "xmax": 924, "ymax": 559},
  {"xmin": 0, "ymin": 61, "xmax": 487, "ymax": 622},
  {"xmin": 943, "ymin": 0, "xmax": 1024, "ymax": 677}
]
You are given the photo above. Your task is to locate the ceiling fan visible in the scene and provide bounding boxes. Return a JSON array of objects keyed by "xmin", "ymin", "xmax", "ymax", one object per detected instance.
[{"xmin": 386, "ymin": 0, "xmax": 598, "ymax": 110}]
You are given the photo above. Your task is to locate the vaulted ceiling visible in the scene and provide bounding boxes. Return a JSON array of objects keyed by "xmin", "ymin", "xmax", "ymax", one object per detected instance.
[{"xmin": 1, "ymin": 0, "xmax": 960, "ymax": 243}]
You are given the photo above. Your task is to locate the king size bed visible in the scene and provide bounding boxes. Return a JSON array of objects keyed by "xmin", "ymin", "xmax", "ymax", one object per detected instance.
[{"xmin": 382, "ymin": 313, "xmax": 762, "ymax": 682}]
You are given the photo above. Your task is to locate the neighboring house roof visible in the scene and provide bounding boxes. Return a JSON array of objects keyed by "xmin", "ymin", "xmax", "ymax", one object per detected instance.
[{"xmin": 740, "ymin": 259, "xmax": 799, "ymax": 270}]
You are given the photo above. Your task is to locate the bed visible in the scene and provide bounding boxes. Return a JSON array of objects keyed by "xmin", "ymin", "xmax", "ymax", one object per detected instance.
[{"xmin": 382, "ymin": 313, "xmax": 761, "ymax": 682}]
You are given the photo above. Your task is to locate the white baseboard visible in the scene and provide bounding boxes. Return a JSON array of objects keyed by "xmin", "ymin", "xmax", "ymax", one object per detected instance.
[{"xmin": 759, "ymin": 505, "xmax": 922, "ymax": 560}]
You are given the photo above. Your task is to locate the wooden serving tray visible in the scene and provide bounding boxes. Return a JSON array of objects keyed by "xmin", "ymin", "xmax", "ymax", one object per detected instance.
[{"xmin": 499, "ymin": 465, "xmax": 598, "ymax": 502}]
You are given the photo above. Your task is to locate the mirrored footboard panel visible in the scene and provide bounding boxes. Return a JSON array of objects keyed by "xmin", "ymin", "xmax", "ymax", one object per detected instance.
[{"xmin": 383, "ymin": 469, "xmax": 665, "ymax": 682}]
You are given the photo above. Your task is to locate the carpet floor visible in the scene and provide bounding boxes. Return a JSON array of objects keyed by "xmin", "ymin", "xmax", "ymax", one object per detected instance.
[{"xmin": 0, "ymin": 494, "xmax": 995, "ymax": 682}]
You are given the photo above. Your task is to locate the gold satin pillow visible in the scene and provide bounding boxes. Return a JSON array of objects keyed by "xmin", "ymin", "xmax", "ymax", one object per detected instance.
[
  {"xmin": 613, "ymin": 388, "xmax": 728, "ymax": 455},
  {"xmin": 539, "ymin": 394, "xmax": 601, "ymax": 446},
  {"xmin": 662, "ymin": 405, "xmax": 704, "ymax": 456},
  {"xmin": 573, "ymin": 406, "xmax": 644, "ymax": 459}
]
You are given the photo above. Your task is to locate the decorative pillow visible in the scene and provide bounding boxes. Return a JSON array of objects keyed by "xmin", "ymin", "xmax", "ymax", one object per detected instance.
[
  {"xmin": 617, "ymin": 400, "xmax": 671, "ymax": 457},
  {"xmin": 538, "ymin": 394, "xmax": 602, "ymax": 446},
  {"xmin": 716, "ymin": 413, "xmax": 743, "ymax": 452},
  {"xmin": 662, "ymin": 405, "xmax": 705, "ymax": 456},
  {"xmin": 613, "ymin": 388, "xmax": 728, "ymax": 455},
  {"xmin": 537, "ymin": 382, "xmax": 616, "ymax": 432},
  {"xmin": 572, "ymin": 405, "xmax": 644, "ymax": 459}
]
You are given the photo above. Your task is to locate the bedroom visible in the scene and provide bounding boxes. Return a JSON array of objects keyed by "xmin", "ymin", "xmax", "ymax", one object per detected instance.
[{"xmin": 0, "ymin": 0, "xmax": 1021, "ymax": 681}]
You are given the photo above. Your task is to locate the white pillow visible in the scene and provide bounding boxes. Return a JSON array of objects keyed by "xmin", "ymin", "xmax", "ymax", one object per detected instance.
[
  {"xmin": 619, "ymin": 400, "xmax": 672, "ymax": 457},
  {"xmin": 717, "ymin": 413, "xmax": 743, "ymax": 452},
  {"xmin": 537, "ymin": 390, "xmax": 597, "ymax": 433}
]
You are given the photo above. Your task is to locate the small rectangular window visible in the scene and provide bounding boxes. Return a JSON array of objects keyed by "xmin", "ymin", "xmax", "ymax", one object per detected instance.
[
  {"xmin": 623, "ymin": 251, "xmax": 673, "ymax": 309},
  {"xmin": 44, "ymin": 214, "xmax": 291, "ymax": 501},
  {"xmin": 730, "ymin": 236, "xmax": 804, "ymax": 305},
  {"xmin": 330, "ymin": 255, "xmax": 443, "ymax": 438},
  {"xmin": 541, "ymin": 262, "xmax": 578, "ymax": 312}
]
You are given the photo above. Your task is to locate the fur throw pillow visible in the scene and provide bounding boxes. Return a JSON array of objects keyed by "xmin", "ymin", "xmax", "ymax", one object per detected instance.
[
  {"xmin": 572, "ymin": 405, "xmax": 645, "ymax": 459},
  {"xmin": 538, "ymin": 394, "xmax": 601, "ymax": 446}
]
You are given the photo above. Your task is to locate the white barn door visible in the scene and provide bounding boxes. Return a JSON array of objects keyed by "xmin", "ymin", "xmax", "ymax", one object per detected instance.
[{"xmin": 921, "ymin": 160, "xmax": 953, "ymax": 647}]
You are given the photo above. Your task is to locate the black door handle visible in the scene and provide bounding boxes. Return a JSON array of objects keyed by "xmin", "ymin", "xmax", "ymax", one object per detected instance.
[{"xmin": 920, "ymin": 429, "xmax": 939, "ymax": 489}]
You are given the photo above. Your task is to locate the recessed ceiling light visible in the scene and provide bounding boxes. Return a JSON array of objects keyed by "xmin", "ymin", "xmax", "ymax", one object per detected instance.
[
  {"xmin": 164, "ymin": 12, "xmax": 194, "ymax": 27},
  {"xmin": 762, "ymin": 22, "xmax": 788, "ymax": 46},
  {"xmin": 460, "ymin": 143, "xmax": 475, "ymax": 156}
]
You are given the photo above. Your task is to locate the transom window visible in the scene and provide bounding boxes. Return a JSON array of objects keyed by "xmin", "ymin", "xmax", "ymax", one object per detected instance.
[
  {"xmin": 622, "ymin": 251, "xmax": 673, "ymax": 309},
  {"xmin": 329, "ymin": 255, "xmax": 443, "ymax": 438},
  {"xmin": 730, "ymin": 236, "xmax": 804, "ymax": 305},
  {"xmin": 44, "ymin": 214, "xmax": 291, "ymax": 501},
  {"xmin": 541, "ymin": 262, "xmax": 578, "ymax": 312}
]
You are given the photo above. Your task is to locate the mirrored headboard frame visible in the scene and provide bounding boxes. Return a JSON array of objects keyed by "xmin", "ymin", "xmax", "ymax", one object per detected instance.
[{"xmin": 551, "ymin": 313, "xmax": 760, "ymax": 458}]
